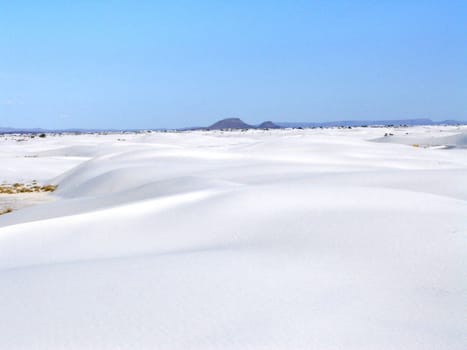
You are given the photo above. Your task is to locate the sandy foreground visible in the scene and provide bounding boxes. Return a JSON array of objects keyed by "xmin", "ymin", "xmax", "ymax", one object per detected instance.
[{"xmin": 0, "ymin": 126, "xmax": 466, "ymax": 349}]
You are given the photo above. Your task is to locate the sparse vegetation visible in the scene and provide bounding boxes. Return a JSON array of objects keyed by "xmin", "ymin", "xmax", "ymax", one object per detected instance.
[
  {"xmin": 0, "ymin": 207, "xmax": 13, "ymax": 215},
  {"xmin": 0, "ymin": 183, "xmax": 58, "ymax": 194}
]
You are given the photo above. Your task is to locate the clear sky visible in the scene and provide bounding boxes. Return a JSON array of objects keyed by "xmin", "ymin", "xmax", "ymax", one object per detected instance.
[{"xmin": 1, "ymin": 1, "xmax": 466, "ymax": 129}]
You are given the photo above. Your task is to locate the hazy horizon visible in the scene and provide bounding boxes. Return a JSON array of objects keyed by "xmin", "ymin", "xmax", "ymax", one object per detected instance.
[
  {"xmin": 2, "ymin": 116, "xmax": 467, "ymax": 132},
  {"xmin": 2, "ymin": 1, "xmax": 466, "ymax": 129}
]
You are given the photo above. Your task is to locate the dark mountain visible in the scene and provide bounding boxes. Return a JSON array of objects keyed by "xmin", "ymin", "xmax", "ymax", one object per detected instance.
[
  {"xmin": 208, "ymin": 118, "xmax": 253, "ymax": 130},
  {"xmin": 257, "ymin": 121, "xmax": 280, "ymax": 129}
]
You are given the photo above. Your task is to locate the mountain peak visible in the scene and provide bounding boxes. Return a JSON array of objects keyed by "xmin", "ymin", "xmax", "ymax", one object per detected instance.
[{"xmin": 208, "ymin": 118, "xmax": 252, "ymax": 130}]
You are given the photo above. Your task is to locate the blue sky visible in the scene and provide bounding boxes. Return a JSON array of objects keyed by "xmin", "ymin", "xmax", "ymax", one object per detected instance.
[{"xmin": 1, "ymin": 1, "xmax": 466, "ymax": 129}]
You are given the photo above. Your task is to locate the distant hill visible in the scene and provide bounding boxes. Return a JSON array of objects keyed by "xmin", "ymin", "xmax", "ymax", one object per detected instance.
[
  {"xmin": 207, "ymin": 118, "xmax": 281, "ymax": 130},
  {"xmin": 277, "ymin": 119, "xmax": 467, "ymax": 128},
  {"xmin": 206, "ymin": 118, "xmax": 466, "ymax": 131},
  {"xmin": 2, "ymin": 118, "xmax": 465, "ymax": 135},
  {"xmin": 257, "ymin": 121, "xmax": 279, "ymax": 129},
  {"xmin": 0, "ymin": 127, "xmax": 47, "ymax": 134},
  {"xmin": 0, "ymin": 127, "xmax": 148, "ymax": 134},
  {"xmin": 208, "ymin": 118, "xmax": 253, "ymax": 130}
]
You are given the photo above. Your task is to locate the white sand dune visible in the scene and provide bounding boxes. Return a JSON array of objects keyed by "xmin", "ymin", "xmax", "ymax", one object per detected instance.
[{"xmin": 0, "ymin": 126, "xmax": 466, "ymax": 349}]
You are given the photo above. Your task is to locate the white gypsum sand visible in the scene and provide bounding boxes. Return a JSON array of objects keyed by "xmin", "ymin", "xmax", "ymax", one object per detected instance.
[{"xmin": 0, "ymin": 125, "xmax": 466, "ymax": 349}]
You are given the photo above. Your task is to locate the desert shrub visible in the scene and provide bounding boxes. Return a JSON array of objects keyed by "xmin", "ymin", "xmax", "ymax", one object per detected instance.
[{"xmin": 41, "ymin": 184, "xmax": 58, "ymax": 192}]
